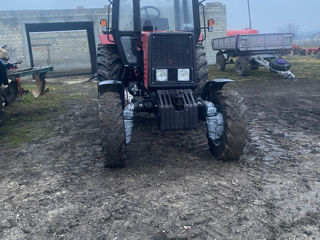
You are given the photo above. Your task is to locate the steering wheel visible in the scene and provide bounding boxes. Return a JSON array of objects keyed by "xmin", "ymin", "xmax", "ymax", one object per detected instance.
[{"xmin": 140, "ymin": 6, "xmax": 161, "ymax": 19}]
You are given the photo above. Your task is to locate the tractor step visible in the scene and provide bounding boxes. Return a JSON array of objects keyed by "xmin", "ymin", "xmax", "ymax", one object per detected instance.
[{"xmin": 157, "ymin": 89, "xmax": 198, "ymax": 130}]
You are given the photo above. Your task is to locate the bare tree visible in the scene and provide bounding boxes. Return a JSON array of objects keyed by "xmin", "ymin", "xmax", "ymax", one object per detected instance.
[{"xmin": 278, "ymin": 23, "xmax": 300, "ymax": 35}]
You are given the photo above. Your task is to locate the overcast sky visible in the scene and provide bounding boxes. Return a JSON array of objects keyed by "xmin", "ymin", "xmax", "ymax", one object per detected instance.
[{"xmin": 0, "ymin": 0, "xmax": 318, "ymax": 33}]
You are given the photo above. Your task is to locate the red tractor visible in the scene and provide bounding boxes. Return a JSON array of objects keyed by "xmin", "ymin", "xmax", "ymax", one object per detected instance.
[{"xmin": 97, "ymin": 0, "xmax": 248, "ymax": 167}]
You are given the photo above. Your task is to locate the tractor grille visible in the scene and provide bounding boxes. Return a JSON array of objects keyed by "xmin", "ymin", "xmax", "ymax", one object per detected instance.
[
  {"xmin": 150, "ymin": 33, "xmax": 194, "ymax": 68},
  {"xmin": 148, "ymin": 32, "xmax": 195, "ymax": 88}
]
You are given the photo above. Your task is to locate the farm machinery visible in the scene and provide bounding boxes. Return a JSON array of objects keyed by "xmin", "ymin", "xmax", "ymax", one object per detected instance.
[
  {"xmin": 212, "ymin": 33, "xmax": 296, "ymax": 79},
  {"xmin": 291, "ymin": 44, "xmax": 320, "ymax": 56},
  {"xmin": 0, "ymin": 46, "xmax": 53, "ymax": 126},
  {"xmin": 97, "ymin": 0, "xmax": 248, "ymax": 167}
]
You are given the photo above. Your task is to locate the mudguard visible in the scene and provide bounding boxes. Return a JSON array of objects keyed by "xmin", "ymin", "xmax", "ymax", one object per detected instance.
[
  {"xmin": 98, "ymin": 80, "xmax": 123, "ymax": 95},
  {"xmin": 201, "ymin": 78, "xmax": 234, "ymax": 100},
  {"xmin": 98, "ymin": 80, "xmax": 125, "ymax": 107}
]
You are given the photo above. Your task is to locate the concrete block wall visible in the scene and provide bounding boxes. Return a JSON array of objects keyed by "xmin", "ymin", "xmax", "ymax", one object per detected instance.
[
  {"xmin": 0, "ymin": 18, "xmax": 27, "ymax": 68},
  {"xmin": 201, "ymin": 2, "xmax": 227, "ymax": 64},
  {"xmin": 0, "ymin": 8, "xmax": 107, "ymax": 72},
  {"xmin": 30, "ymin": 31, "xmax": 91, "ymax": 74}
]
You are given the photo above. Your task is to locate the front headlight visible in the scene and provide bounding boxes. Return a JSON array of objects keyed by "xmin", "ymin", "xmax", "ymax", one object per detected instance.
[
  {"xmin": 156, "ymin": 69, "xmax": 168, "ymax": 82},
  {"xmin": 178, "ymin": 69, "xmax": 190, "ymax": 81}
]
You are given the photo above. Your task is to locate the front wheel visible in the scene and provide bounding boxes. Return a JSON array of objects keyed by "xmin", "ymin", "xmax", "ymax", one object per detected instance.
[
  {"xmin": 99, "ymin": 92, "xmax": 127, "ymax": 168},
  {"xmin": 208, "ymin": 90, "xmax": 248, "ymax": 161}
]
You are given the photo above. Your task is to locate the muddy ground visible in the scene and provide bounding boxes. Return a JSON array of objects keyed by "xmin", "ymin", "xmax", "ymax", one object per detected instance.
[{"xmin": 0, "ymin": 69, "xmax": 320, "ymax": 239}]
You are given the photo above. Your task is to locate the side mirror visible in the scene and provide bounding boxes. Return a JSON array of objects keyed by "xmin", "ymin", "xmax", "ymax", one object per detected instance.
[
  {"xmin": 100, "ymin": 19, "xmax": 107, "ymax": 27},
  {"xmin": 208, "ymin": 19, "xmax": 215, "ymax": 32}
]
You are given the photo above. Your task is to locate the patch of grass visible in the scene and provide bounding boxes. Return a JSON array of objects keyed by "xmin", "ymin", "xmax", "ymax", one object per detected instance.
[
  {"xmin": 285, "ymin": 56, "xmax": 320, "ymax": 80},
  {"xmin": 0, "ymin": 83, "xmax": 84, "ymax": 149},
  {"xmin": 208, "ymin": 55, "xmax": 320, "ymax": 82}
]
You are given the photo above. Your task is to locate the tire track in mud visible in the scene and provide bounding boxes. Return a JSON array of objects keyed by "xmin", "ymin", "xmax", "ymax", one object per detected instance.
[
  {"xmin": 0, "ymin": 78, "xmax": 320, "ymax": 239},
  {"xmin": 234, "ymin": 78, "xmax": 320, "ymax": 239}
]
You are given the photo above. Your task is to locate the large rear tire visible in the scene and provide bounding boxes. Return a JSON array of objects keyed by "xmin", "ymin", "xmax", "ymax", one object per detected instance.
[
  {"xmin": 97, "ymin": 44, "xmax": 123, "ymax": 81},
  {"xmin": 195, "ymin": 44, "xmax": 209, "ymax": 96},
  {"xmin": 208, "ymin": 90, "xmax": 248, "ymax": 161},
  {"xmin": 97, "ymin": 44, "xmax": 126, "ymax": 168}
]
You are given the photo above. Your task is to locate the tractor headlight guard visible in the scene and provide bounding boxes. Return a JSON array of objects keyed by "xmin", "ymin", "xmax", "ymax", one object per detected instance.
[
  {"xmin": 178, "ymin": 69, "xmax": 190, "ymax": 81},
  {"xmin": 156, "ymin": 69, "xmax": 168, "ymax": 82}
]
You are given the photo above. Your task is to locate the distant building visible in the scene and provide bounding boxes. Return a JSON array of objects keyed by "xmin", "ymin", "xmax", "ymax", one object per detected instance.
[{"xmin": 313, "ymin": 33, "xmax": 320, "ymax": 41}]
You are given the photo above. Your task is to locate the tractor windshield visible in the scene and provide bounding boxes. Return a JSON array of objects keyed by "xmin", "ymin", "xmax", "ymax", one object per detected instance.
[
  {"xmin": 118, "ymin": 0, "xmax": 195, "ymax": 32},
  {"xmin": 140, "ymin": 0, "xmax": 194, "ymax": 31}
]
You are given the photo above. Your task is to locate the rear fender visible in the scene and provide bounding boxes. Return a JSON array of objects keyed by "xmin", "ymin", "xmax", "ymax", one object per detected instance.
[{"xmin": 201, "ymin": 79, "xmax": 234, "ymax": 100}]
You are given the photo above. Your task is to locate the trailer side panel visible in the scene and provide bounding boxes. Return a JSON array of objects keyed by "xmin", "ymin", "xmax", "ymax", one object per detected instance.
[{"xmin": 212, "ymin": 33, "xmax": 294, "ymax": 52}]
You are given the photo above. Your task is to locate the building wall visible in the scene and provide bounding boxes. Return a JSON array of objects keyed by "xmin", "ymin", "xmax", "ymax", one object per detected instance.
[
  {"xmin": 0, "ymin": 18, "xmax": 26, "ymax": 66},
  {"xmin": 0, "ymin": 8, "xmax": 107, "ymax": 72},
  {"xmin": 0, "ymin": 3, "xmax": 226, "ymax": 73},
  {"xmin": 201, "ymin": 2, "xmax": 227, "ymax": 64},
  {"xmin": 30, "ymin": 31, "xmax": 91, "ymax": 74}
]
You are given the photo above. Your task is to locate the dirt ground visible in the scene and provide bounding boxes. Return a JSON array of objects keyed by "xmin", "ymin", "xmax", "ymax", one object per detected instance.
[{"xmin": 0, "ymin": 63, "xmax": 320, "ymax": 239}]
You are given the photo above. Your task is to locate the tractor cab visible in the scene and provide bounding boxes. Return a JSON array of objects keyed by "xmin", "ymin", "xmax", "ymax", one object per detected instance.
[
  {"xmin": 117, "ymin": 0, "xmax": 199, "ymax": 33},
  {"xmin": 102, "ymin": 0, "xmax": 201, "ymax": 79}
]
